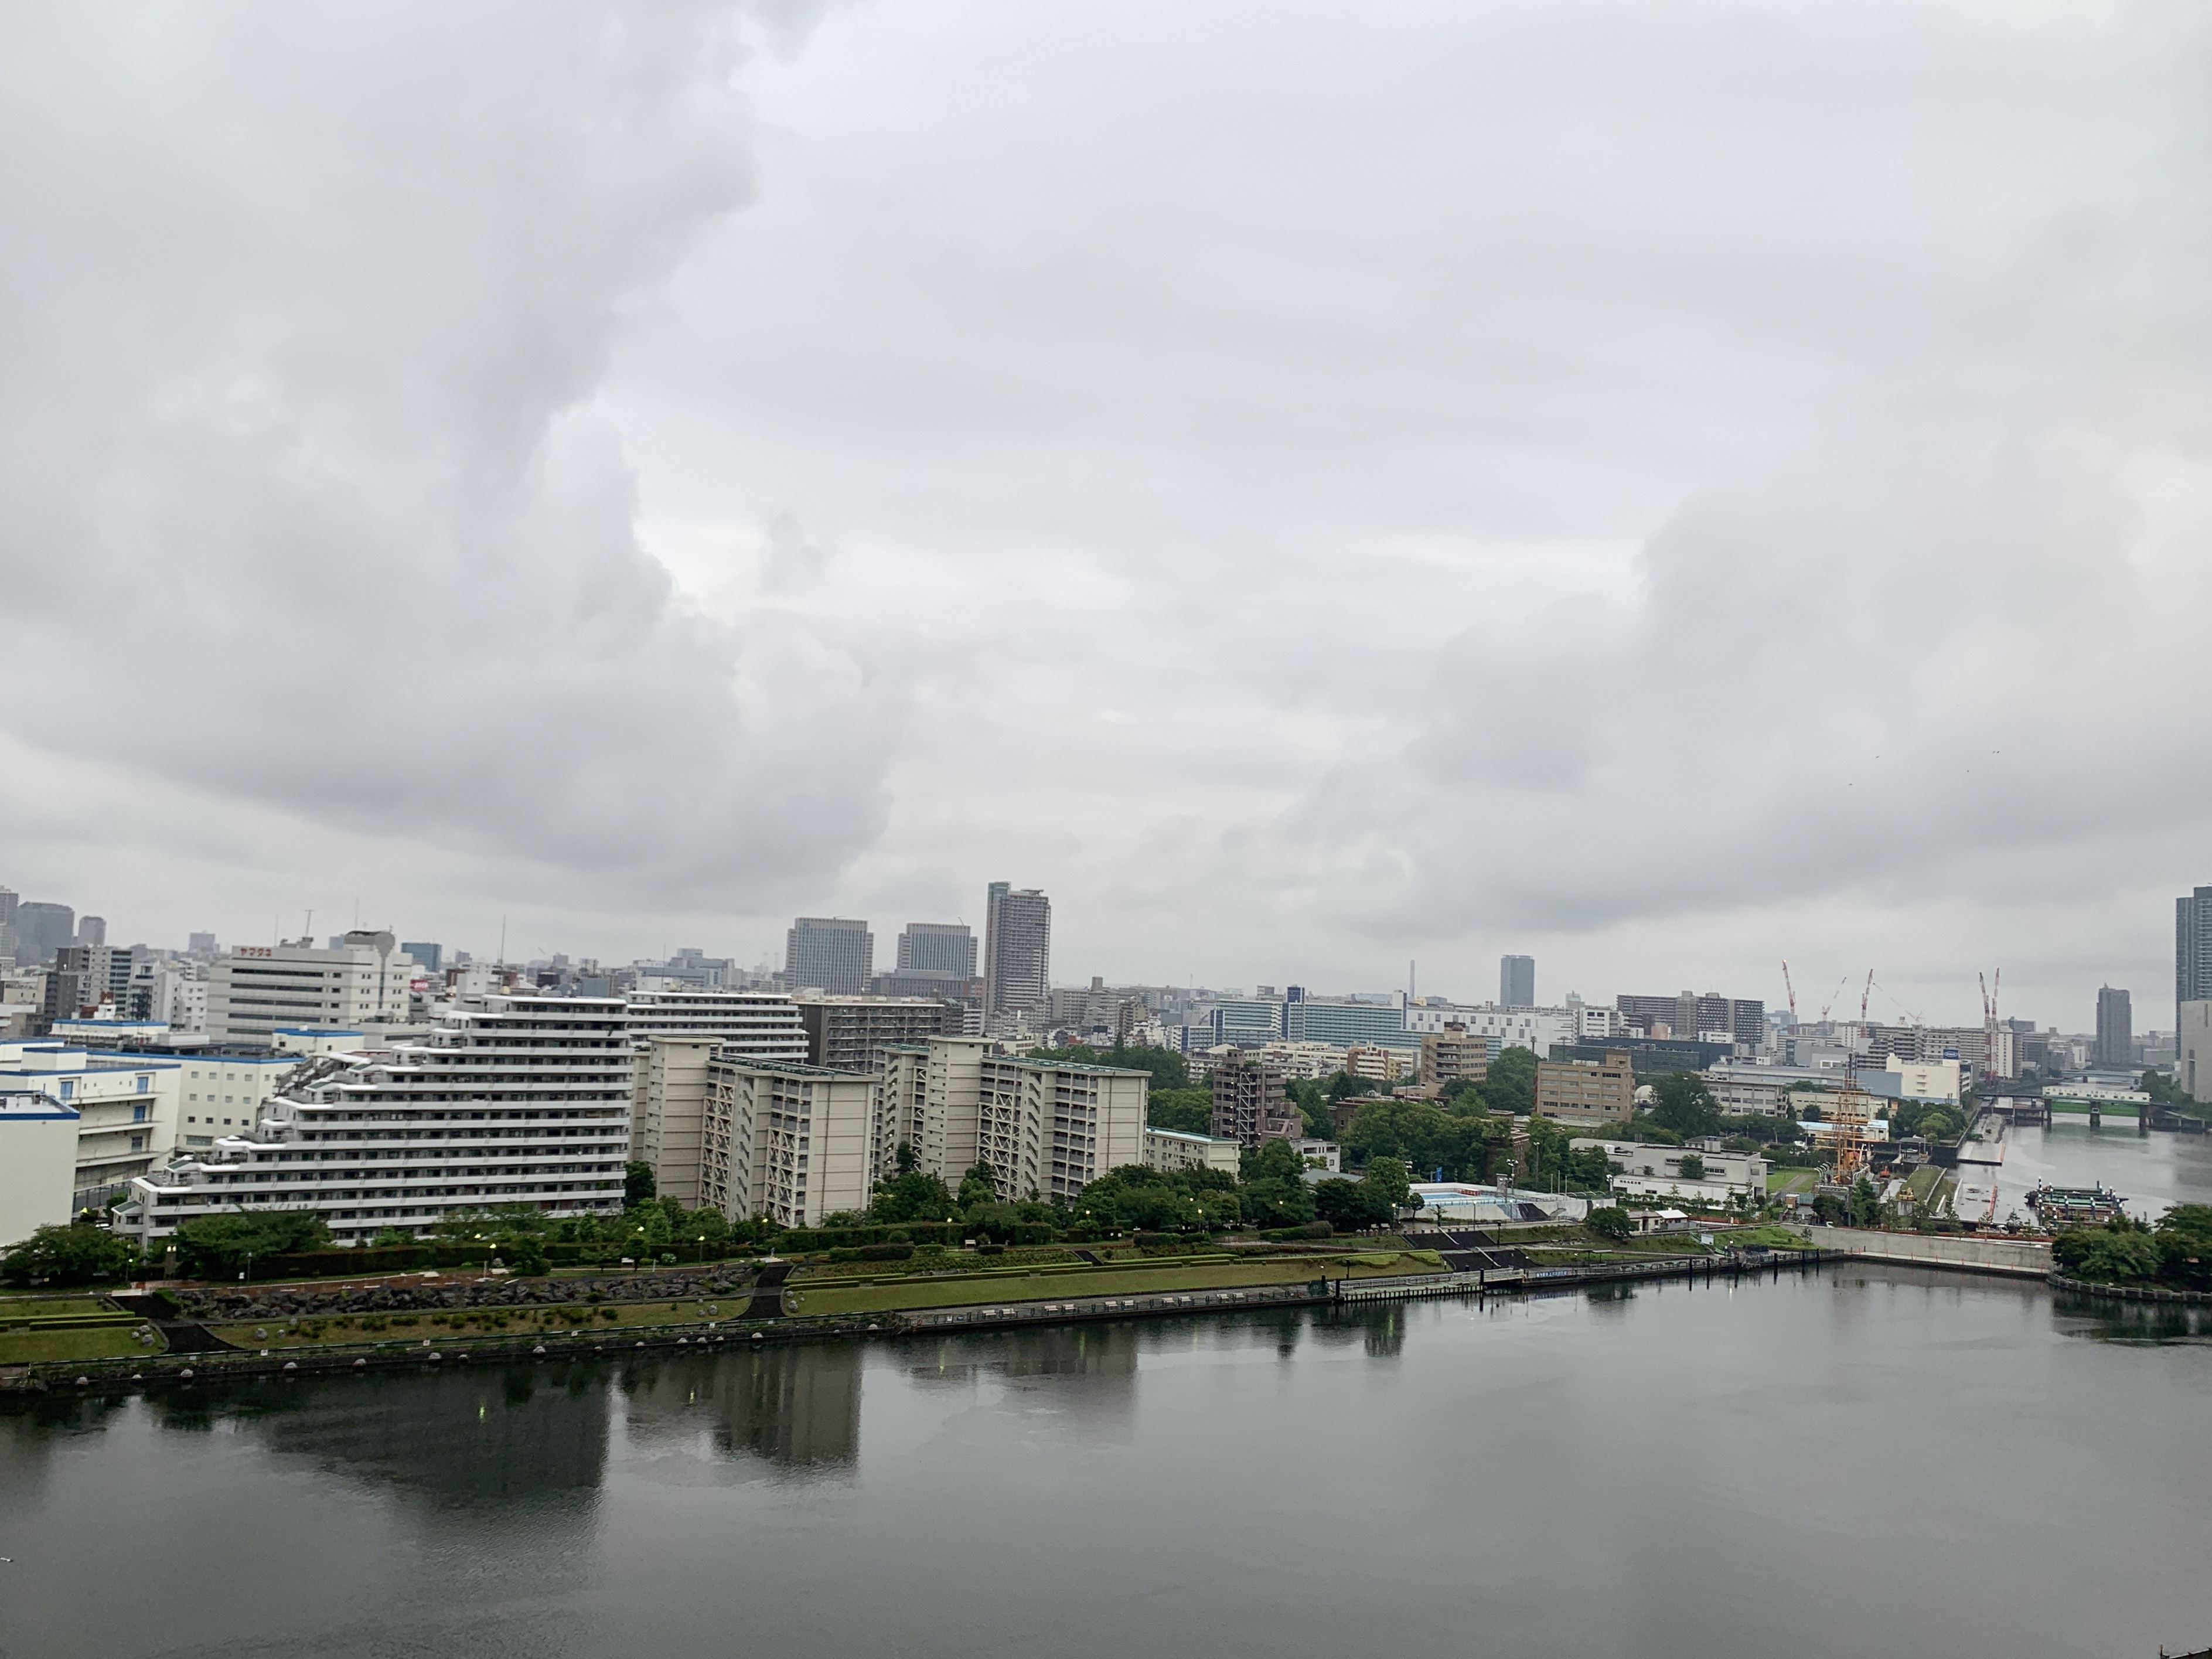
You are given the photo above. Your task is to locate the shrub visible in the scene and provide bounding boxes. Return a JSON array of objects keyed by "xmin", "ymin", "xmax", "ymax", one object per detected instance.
[{"xmin": 858, "ymin": 1242, "xmax": 914, "ymax": 1261}]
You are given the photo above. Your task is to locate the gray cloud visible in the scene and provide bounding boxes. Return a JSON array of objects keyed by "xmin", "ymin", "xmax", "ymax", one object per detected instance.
[
  {"xmin": 7, "ymin": 1, "xmax": 2211, "ymax": 1024},
  {"xmin": 0, "ymin": 0, "xmax": 893, "ymax": 919}
]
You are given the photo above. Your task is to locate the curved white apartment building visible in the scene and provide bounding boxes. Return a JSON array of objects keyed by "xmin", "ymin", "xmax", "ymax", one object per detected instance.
[{"xmin": 116, "ymin": 994, "xmax": 632, "ymax": 1249}]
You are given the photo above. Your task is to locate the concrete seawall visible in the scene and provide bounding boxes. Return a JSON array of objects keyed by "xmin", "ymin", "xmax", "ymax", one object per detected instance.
[{"xmin": 1819, "ymin": 1227, "xmax": 2051, "ymax": 1279}]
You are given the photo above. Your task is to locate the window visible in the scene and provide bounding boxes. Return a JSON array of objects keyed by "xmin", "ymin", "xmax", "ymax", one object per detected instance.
[{"xmin": 58, "ymin": 1079, "xmax": 73, "ymax": 1101}]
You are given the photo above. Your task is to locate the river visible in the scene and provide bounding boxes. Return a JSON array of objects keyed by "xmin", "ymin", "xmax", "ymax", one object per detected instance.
[
  {"xmin": 1989, "ymin": 1115, "xmax": 2212, "ymax": 1221},
  {"xmin": 4, "ymin": 1263, "xmax": 2208, "ymax": 1659}
]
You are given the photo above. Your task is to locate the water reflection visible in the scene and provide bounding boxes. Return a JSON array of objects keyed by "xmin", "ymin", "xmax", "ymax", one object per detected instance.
[
  {"xmin": 242, "ymin": 1364, "xmax": 614, "ymax": 1507},
  {"xmin": 622, "ymin": 1343, "xmax": 865, "ymax": 1467},
  {"xmin": 2053, "ymin": 1290, "xmax": 2212, "ymax": 1345}
]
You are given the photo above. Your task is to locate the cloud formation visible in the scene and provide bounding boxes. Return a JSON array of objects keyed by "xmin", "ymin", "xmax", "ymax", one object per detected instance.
[
  {"xmin": 0, "ymin": 1, "xmax": 891, "ymax": 920},
  {"xmin": 5, "ymin": 1, "xmax": 2210, "ymax": 1024}
]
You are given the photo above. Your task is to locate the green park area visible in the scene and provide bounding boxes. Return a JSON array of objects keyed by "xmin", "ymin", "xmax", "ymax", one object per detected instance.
[
  {"xmin": 0, "ymin": 1295, "xmax": 159, "ymax": 1364},
  {"xmin": 786, "ymin": 1251, "xmax": 1433, "ymax": 1317}
]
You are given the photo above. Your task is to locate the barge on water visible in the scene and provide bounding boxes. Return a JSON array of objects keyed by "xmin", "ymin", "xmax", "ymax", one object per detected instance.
[{"xmin": 2026, "ymin": 1182, "xmax": 2129, "ymax": 1227}]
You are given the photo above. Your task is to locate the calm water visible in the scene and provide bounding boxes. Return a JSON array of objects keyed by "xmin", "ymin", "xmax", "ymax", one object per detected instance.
[
  {"xmin": 5, "ymin": 1267, "xmax": 2209, "ymax": 1659},
  {"xmin": 1996, "ymin": 1118, "xmax": 2212, "ymax": 1219}
]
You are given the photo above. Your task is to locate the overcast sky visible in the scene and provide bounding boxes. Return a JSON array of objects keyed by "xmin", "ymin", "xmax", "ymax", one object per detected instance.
[{"xmin": 4, "ymin": 1, "xmax": 2208, "ymax": 1027}]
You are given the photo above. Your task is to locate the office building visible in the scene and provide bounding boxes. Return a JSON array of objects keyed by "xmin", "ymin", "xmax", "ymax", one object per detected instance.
[
  {"xmin": 0, "ymin": 1091, "xmax": 81, "ymax": 1241},
  {"xmin": 116, "ymin": 994, "xmax": 633, "ymax": 1249},
  {"xmin": 400, "ymin": 941, "xmax": 444, "ymax": 976},
  {"xmin": 2095, "ymin": 986, "xmax": 2133, "ymax": 1070},
  {"xmin": 205, "ymin": 932, "xmax": 417, "ymax": 1044},
  {"xmin": 76, "ymin": 915, "xmax": 107, "ymax": 948},
  {"xmin": 795, "ymin": 994, "xmax": 948, "ymax": 1072},
  {"xmin": 1616, "ymin": 991, "xmax": 1764, "ymax": 1047},
  {"xmin": 700, "ymin": 1059, "xmax": 880, "ymax": 1229},
  {"xmin": 1420, "ymin": 1022, "xmax": 1490, "ymax": 1089},
  {"xmin": 9, "ymin": 901, "xmax": 75, "ymax": 967},
  {"xmin": 1532, "ymin": 1051, "xmax": 1635, "ymax": 1126},
  {"xmin": 896, "ymin": 922, "xmax": 977, "ymax": 979},
  {"xmin": 983, "ymin": 883, "xmax": 1051, "ymax": 1024},
  {"xmin": 2180, "ymin": 888, "xmax": 2212, "ymax": 1040},
  {"xmin": 1400, "ymin": 1001, "xmax": 1575, "ymax": 1057},
  {"xmin": 976, "ymin": 1053, "xmax": 1147, "ymax": 1201},
  {"xmin": 784, "ymin": 917, "xmax": 873, "ymax": 996},
  {"xmin": 1500, "ymin": 955, "xmax": 1536, "ymax": 1009},
  {"xmin": 1211, "ymin": 1054, "xmax": 1298, "ymax": 1147}
]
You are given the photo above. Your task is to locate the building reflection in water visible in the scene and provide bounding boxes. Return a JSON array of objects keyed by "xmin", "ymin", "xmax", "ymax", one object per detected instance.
[
  {"xmin": 148, "ymin": 1363, "xmax": 615, "ymax": 1511},
  {"xmin": 623, "ymin": 1343, "xmax": 865, "ymax": 1469}
]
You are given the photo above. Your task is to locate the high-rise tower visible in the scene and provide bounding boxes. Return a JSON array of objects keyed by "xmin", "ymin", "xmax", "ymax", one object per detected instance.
[{"xmin": 982, "ymin": 883, "xmax": 1050, "ymax": 1024}]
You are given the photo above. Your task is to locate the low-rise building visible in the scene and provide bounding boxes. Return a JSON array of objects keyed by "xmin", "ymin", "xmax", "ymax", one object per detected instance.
[
  {"xmin": 1343, "ymin": 1045, "xmax": 1409, "ymax": 1085},
  {"xmin": 1252, "ymin": 1040, "xmax": 1349, "ymax": 1080},
  {"xmin": 1293, "ymin": 1139, "xmax": 1340, "ymax": 1173},
  {"xmin": 1141, "ymin": 1127, "xmax": 1241, "ymax": 1176},
  {"xmin": 1574, "ymin": 1137, "xmax": 1769, "ymax": 1204},
  {"xmin": 0, "ymin": 1091, "xmax": 80, "ymax": 1242},
  {"xmin": 0, "ymin": 1040, "xmax": 183, "ymax": 1212},
  {"xmin": 1532, "ymin": 1051, "xmax": 1635, "ymax": 1126}
]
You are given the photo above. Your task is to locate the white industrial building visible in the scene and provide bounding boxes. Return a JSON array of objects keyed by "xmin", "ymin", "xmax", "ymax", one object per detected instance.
[
  {"xmin": 1141, "ymin": 1126, "xmax": 1242, "ymax": 1176},
  {"xmin": 1574, "ymin": 1137, "xmax": 1770, "ymax": 1205}
]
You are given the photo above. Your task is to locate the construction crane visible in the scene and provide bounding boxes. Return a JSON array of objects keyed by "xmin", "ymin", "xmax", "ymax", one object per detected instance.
[
  {"xmin": 1858, "ymin": 969, "xmax": 1874, "ymax": 1024},
  {"xmin": 1781, "ymin": 960, "xmax": 1798, "ymax": 1023},
  {"xmin": 1818, "ymin": 974, "xmax": 1852, "ymax": 1021}
]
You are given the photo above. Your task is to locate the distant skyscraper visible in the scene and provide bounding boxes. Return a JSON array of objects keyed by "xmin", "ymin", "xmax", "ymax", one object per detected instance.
[
  {"xmin": 983, "ymin": 883, "xmax": 1051, "ymax": 1022},
  {"xmin": 75, "ymin": 915, "xmax": 106, "ymax": 947},
  {"xmin": 401, "ymin": 941, "xmax": 444, "ymax": 975},
  {"xmin": 2179, "ymin": 887, "xmax": 2212, "ymax": 1041},
  {"xmin": 1500, "ymin": 955, "xmax": 1536, "ymax": 1009},
  {"xmin": 896, "ymin": 922, "xmax": 977, "ymax": 979},
  {"xmin": 12, "ymin": 901, "xmax": 75, "ymax": 966},
  {"xmin": 785, "ymin": 917, "xmax": 873, "ymax": 996},
  {"xmin": 2095, "ymin": 986, "xmax": 2133, "ymax": 1069}
]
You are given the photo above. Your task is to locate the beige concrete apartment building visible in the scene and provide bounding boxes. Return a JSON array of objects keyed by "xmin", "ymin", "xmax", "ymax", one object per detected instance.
[
  {"xmin": 700, "ymin": 1060, "xmax": 879, "ymax": 1228},
  {"xmin": 1532, "ymin": 1051, "xmax": 1635, "ymax": 1126},
  {"xmin": 1420, "ymin": 1022, "xmax": 1490, "ymax": 1090}
]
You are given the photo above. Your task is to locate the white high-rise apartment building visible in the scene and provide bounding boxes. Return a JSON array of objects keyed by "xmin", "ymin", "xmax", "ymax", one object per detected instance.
[
  {"xmin": 206, "ymin": 931, "xmax": 417, "ymax": 1044},
  {"xmin": 623, "ymin": 989, "xmax": 809, "ymax": 1055},
  {"xmin": 116, "ymin": 994, "xmax": 632, "ymax": 1248}
]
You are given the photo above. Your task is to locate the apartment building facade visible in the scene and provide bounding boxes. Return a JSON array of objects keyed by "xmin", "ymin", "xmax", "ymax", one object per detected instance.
[
  {"xmin": 699, "ymin": 1060, "xmax": 878, "ymax": 1228},
  {"xmin": 1532, "ymin": 1051, "xmax": 1635, "ymax": 1126},
  {"xmin": 115, "ymin": 994, "xmax": 632, "ymax": 1249}
]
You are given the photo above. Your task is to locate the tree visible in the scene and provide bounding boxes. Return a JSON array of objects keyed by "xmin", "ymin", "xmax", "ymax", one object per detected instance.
[
  {"xmin": 1478, "ymin": 1047, "xmax": 1539, "ymax": 1117},
  {"xmin": 1811, "ymin": 1191, "xmax": 1844, "ymax": 1225},
  {"xmin": 1147, "ymin": 1087, "xmax": 1212, "ymax": 1135},
  {"xmin": 1586, "ymin": 1206, "xmax": 1632, "ymax": 1242},
  {"xmin": 1360, "ymin": 1157, "xmax": 1411, "ymax": 1215},
  {"xmin": 872, "ymin": 1169, "xmax": 956, "ymax": 1224},
  {"xmin": 2055, "ymin": 1220, "xmax": 2160, "ymax": 1284},
  {"xmin": 1313, "ymin": 1178, "xmax": 1392, "ymax": 1229},
  {"xmin": 1327, "ymin": 1071, "xmax": 1378, "ymax": 1104},
  {"xmin": 1, "ymin": 1222, "xmax": 139, "ymax": 1286},
  {"xmin": 1678, "ymin": 1153, "xmax": 1706, "ymax": 1182},
  {"xmin": 370, "ymin": 1227, "xmax": 415, "ymax": 1250},
  {"xmin": 172, "ymin": 1211, "xmax": 332, "ymax": 1279},
  {"xmin": 1285, "ymin": 1077, "xmax": 1334, "ymax": 1140},
  {"xmin": 957, "ymin": 1163, "xmax": 998, "ymax": 1208},
  {"xmin": 1850, "ymin": 1174, "xmax": 1883, "ymax": 1227},
  {"xmin": 625, "ymin": 1161, "xmax": 657, "ymax": 1205},
  {"xmin": 1651, "ymin": 1073, "xmax": 1722, "ymax": 1139}
]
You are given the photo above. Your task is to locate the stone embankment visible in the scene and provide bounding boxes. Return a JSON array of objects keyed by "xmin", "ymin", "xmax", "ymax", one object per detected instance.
[
  {"xmin": 2048, "ymin": 1273, "xmax": 2212, "ymax": 1304},
  {"xmin": 1818, "ymin": 1227, "xmax": 2051, "ymax": 1279},
  {"xmin": 170, "ymin": 1265, "xmax": 760, "ymax": 1321}
]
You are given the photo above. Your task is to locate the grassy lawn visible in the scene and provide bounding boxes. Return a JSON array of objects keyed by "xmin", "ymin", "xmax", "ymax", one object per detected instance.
[
  {"xmin": 0, "ymin": 1327, "xmax": 161, "ymax": 1364},
  {"xmin": 1767, "ymin": 1169, "xmax": 1819, "ymax": 1195},
  {"xmin": 786, "ymin": 1255, "xmax": 1446, "ymax": 1318},
  {"xmin": 1721, "ymin": 1225, "xmax": 1815, "ymax": 1249},
  {"xmin": 1905, "ymin": 1164, "xmax": 1944, "ymax": 1201},
  {"xmin": 0, "ymin": 1296, "xmax": 118, "ymax": 1319}
]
